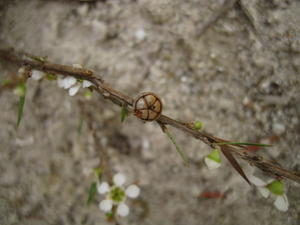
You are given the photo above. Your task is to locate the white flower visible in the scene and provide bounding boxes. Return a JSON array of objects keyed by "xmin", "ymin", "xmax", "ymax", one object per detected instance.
[
  {"xmin": 204, "ymin": 157, "xmax": 221, "ymax": 169},
  {"xmin": 204, "ymin": 149, "xmax": 221, "ymax": 169},
  {"xmin": 61, "ymin": 76, "xmax": 77, "ymax": 89},
  {"xmin": 98, "ymin": 173, "xmax": 140, "ymax": 217},
  {"xmin": 56, "ymin": 64, "xmax": 93, "ymax": 96},
  {"xmin": 58, "ymin": 75, "xmax": 93, "ymax": 96},
  {"xmin": 31, "ymin": 70, "xmax": 45, "ymax": 80},
  {"xmin": 251, "ymin": 176, "xmax": 289, "ymax": 212}
]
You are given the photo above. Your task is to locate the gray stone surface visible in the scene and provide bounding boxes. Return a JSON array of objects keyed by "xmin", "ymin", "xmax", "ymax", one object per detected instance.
[{"xmin": 0, "ymin": 0, "xmax": 299, "ymax": 224}]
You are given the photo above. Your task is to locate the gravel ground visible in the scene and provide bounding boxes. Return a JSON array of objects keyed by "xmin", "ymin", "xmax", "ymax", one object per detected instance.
[{"xmin": 0, "ymin": 0, "xmax": 300, "ymax": 225}]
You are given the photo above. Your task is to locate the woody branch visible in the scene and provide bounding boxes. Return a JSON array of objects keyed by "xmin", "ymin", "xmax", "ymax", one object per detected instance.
[{"xmin": 1, "ymin": 48, "xmax": 300, "ymax": 184}]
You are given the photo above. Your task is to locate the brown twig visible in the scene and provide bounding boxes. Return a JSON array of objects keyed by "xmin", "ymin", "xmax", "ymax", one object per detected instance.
[{"xmin": 1, "ymin": 48, "xmax": 300, "ymax": 184}]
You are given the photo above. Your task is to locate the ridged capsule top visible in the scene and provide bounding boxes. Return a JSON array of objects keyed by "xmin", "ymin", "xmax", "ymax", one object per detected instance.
[{"xmin": 133, "ymin": 92, "xmax": 163, "ymax": 121}]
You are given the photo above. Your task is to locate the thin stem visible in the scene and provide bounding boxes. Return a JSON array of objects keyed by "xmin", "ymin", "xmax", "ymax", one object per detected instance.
[
  {"xmin": 163, "ymin": 126, "xmax": 189, "ymax": 166},
  {"xmin": 1, "ymin": 48, "xmax": 300, "ymax": 184}
]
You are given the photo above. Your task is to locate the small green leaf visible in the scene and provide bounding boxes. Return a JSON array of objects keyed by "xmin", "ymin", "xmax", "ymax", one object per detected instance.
[
  {"xmin": 77, "ymin": 115, "xmax": 84, "ymax": 135},
  {"xmin": 28, "ymin": 55, "xmax": 46, "ymax": 63},
  {"xmin": 45, "ymin": 73, "xmax": 57, "ymax": 80},
  {"xmin": 14, "ymin": 83, "xmax": 26, "ymax": 97},
  {"xmin": 2, "ymin": 79, "xmax": 11, "ymax": 86},
  {"xmin": 86, "ymin": 181, "xmax": 97, "ymax": 206},
  {"xmin": 105, "ymin": 212, "xmax": 115, "ymax": 220},
  {"xmin": 94, "ymin": 168, "xmax": 103, "ymax": 180},
  {"xmin": 165, "ymin": 129, "xmax": 189, "ymax": 166},
  {"xmin": 121, "ymin": 106, "xmax": 128, "ymax": 122},
  {"xmin": 207, "ymin": 149, "xmax": 221, "ymax": 163},
  {"xmin": 84, "ymin": 90, "xmax": 92, "ymax": 100},
  {"xmin": 267, "ymin": 180, "xmax": 284, "ymax": 195},
  {"xmin": 216, "ymin": 142, "xmax": 272, "ymax": 147},
  {"xmin": 16, "ymin": 83, "xmax": 26, "ymax": 128},
  {"xmin": 194, "ymin": 120, "xmax": 203, "ymax": 130}
]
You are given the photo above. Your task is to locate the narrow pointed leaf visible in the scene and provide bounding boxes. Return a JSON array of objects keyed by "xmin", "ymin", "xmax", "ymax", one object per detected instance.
[
  {"xmin": 220, "ymin": 146, "xmax": 251, "ymax": 185},
  {"xmin": 121, "ymin": 106, "xmax": 128, "ymax": 122},
  {"xmin": 77, "ymin": 115, "xmax": 84, "ymax": 135},
  {"xmin": 165, "ymin": 129, "xmax": 189, "ymax": 166},
  {"xmin": 16, "ymin": 83, "xmax": 26, "ymax": 128},
  {"xmin": 27, "ymin": 54, "xmax": 46, "ymax": 62},
  {"xmin": 105, "ymin": 212, "xmax": 115, "ymax": 221},
  {"xmin": 201, "ymin": 133, "xmax": 248, "ymax": 150},
  {"xmin": 2, "ymin": 79, "xmax": 11, "ymax": 86},
  {"xmin": 94, "ymin": 168, "xmax": 103, "ymax": 180},
  {"xmin": 216, "ymin": 142, "xmax": 272, "ymax": 147},
  {"xmin": 45, "ymin": 73, "xmax": 57, "ymax": 80},
  {"xmin": 86, "ymin": 181, "xmax": 97, "ymax": 206},
  {"xmin": 84, "ymin": 90, "xmax": 92, "ymax": 100}
]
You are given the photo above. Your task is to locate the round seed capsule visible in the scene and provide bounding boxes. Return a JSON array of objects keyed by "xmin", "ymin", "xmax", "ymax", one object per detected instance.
[{"xmin": 133, "ymin": 92, "xmax": 163, "ymax": 121}]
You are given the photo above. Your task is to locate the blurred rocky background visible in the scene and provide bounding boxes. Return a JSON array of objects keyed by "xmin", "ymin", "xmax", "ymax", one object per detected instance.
[{"xmin": 0, "ymin": 0, "xmax": 299, "ymax": 224}]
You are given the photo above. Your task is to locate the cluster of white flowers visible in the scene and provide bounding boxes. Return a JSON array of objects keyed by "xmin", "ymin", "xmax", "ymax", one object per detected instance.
[
  {"xmin": 251, "ymin": 176, "xmax": 289, "ymax": 212},
  {"xmin": 203, "ymin": 149, "xmax": 289, "ymax": 212},
  {"xmin": 57, "ymin": 75, "xmax": 92, "ymax": 96},
  {"xmin": 30, "ymin": 64, "xmax": 93, "ymax": 96},
  {"xmin": 98, "ymin": 173, "xmax": 140, "ymax": 217}
]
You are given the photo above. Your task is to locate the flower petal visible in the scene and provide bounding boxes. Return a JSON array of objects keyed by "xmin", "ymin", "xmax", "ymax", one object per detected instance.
[
  {"xmin": 125, "ymin": 184, "xmax": 140, "ymax": 199},
  {"xmin": 250, "ymin": 176, "xmax": 267, "ymax": 187},
  {"xmin": 97, "ymin": 182, "xmax": 110, "ymax": 194},
  {"xmin": 204, "ymin": 157, "xmax": 221, "ymax": 169},
  {"xmin": 63, "ymin": 76, "xmax": 77, "ymax": 89},
  {"xmin": 82, "ymin": 80, "xmax": 93, "ymax": 88},
  {"xmin": 116, "ymin": 202, "xmax": 129, "ymax": 217},
  {"xmin": 113, "ymin": 173, "xmax": 126, "ymax": 186},
  {"xmin": 99, "ymin": 199, "xmax": 113, "ymax": 212},
  {"xmin": 57, "ymin": 76, "xmax": 65, "ymax": 88},
  {"xmin": 274, "ymin": 194, "xmax": 289, "ymax": 212},
  {"xmin": 258, "ymin": 187, "xmax": 270, "ymax": 198},
  {"xmin": 31, "ymin": 70, "xmax": 44, "ymax": 80},
  {"xmin": 69, "ymin": 83, "xmax": 81, "ymax": 96}
]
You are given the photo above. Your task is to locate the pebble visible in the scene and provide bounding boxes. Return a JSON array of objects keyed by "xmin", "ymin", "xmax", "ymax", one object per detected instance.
[
  {"xmin": 272, "ymin": 123, "xmax": 286, "ymax": 135},
  {"xmin": 91, "ymin": 19, "xmax": 107, "ymax": 41},
  {"xmin": 77, "ymin": 4, "xmax": 88, "ymax": 17},
  {"xmin": 135, "ymin": 28, "xmax": 147, "ymax": 41}
]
